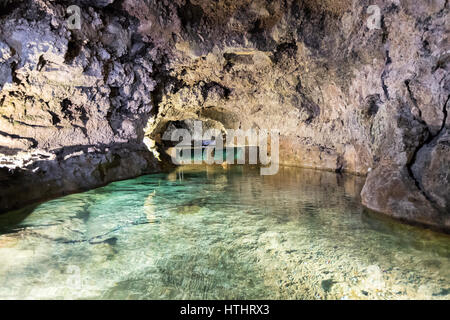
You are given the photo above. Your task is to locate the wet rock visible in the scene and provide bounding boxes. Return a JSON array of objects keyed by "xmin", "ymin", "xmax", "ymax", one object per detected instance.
[
  {"xmin": 361, "ymin": 165, "xmax": 448, "ymax": 230},
  {"xmin": 412, "ymin": 130, "xmax": 450, "ymax": 214}
]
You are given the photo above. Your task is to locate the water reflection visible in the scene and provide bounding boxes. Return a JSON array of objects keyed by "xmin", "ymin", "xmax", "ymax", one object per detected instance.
[{"xmin": 0, "ymin": 166, "xmax": 449, "ymax": 299}]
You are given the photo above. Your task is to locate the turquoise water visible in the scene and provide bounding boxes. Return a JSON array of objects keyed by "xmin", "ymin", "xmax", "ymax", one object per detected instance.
[{"xmin": 0, "ymin": 166, "xmax": 449, "ymax": 299}]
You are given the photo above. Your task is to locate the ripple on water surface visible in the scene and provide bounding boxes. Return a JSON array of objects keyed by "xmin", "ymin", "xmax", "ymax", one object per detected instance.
[{"xmin": 0, "ymin": 166, "xmax": 449, "ymax": 299}]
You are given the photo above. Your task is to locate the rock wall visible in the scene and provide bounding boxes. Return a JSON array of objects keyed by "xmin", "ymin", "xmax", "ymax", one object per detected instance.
[
  {"xmin": 0, "ymin": 0, "xmax": 161, "ymax": 211},
  {"xmin": 0, "ymin": 0, "xmax": 448, "ymax": 230}
]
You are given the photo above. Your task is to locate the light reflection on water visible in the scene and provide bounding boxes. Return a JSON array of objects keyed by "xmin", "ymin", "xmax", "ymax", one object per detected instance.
[{"xmin": 0, "ymin": 166, "xmax": 449, "ymax": 299}]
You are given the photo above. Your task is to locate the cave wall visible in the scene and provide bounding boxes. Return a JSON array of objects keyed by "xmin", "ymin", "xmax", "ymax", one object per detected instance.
[
  {"xmin": 0, "ymin": 0, "xmax": 161, "ymax": 211},
  {"xmin": 0, "ymin": 0, "xmax": 448, "ymax": 230}
]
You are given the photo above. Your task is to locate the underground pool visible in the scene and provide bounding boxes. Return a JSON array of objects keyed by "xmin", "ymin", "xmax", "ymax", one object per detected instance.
[{"xmin": 0, "ymin": 166, "xmax": 449, "ymax": 299}]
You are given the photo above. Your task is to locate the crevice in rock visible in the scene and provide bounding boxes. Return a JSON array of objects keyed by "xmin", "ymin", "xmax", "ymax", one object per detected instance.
[
  {"xmin": 10, "ymin": 61, "xmax": 21, "ymax": 85},
  {"xmin": 381, "ymin": 50, "xmax": 391, "ymax": 100},
  {"xmin": 407, "ymin": 151, "xmax": 435, "ymax": 206},
  {"xmin": 60, "ymin": 98, "xmax": 74, "ymax": 120},
  {"xmin": 381, "ymin": 15, "xmax": 389, "ymax": 44},
  {"xmin": 74, "ymin": 124, "xmax": 89, "ymax": 141},
  {"xmin": 0, "ymin": 130, "xmax": 38, "ymax": 148},
  {"xmin": 48, "ymin": 111, "xmax": 61, "ymax": 125},
  {"xmin": 37, "ymin": 55, "xmax": 47, "ymax": 72},
  {"xmin": 1, "ymin": 115, "xmax": 50, "ymax": 128},
  {"xmin": 405, "ymin": 79, "xmax": 422, "ymax": 118},
  {"xmin": 440, "ymin": 95, "xmax": 449, "ymax": 132},
  {"xmin": 406, "ymin": 94, "xmax": 450, "ymax": 210},
  {"xmin": 64, "ymin": 33, "xmax": 82, "ymax": 64}
]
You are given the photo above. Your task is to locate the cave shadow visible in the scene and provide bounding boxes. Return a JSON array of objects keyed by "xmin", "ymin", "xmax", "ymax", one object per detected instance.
[
  {"xmin": 0, "ymin": 202, "xmax": 40, "ymax": 234},
  {"xmin": 0, "ymin": 141, "xmax": 161, "ymax": 215}
]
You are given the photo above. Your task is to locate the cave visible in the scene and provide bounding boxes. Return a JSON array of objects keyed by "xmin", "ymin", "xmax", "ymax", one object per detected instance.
[{"xmin": 0, "ymin": 0, "xmax": 449, "ymax": 301}]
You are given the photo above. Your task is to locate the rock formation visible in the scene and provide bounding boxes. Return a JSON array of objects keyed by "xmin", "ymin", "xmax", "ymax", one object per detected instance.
[{"xmin": 0, "ymin": 0, "xmax": 448, "ymax": 230}]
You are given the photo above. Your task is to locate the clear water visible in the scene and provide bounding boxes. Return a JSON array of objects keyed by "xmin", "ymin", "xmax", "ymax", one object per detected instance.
[{"xmin": 0, "ymin": 166, "xmax": 449, "ymax": 300}]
